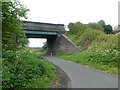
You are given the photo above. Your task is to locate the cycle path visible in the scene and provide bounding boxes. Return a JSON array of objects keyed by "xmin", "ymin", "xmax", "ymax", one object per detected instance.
[{"xmin": 44, "ymin": 56, "xmax": 118, "ymax": 88}]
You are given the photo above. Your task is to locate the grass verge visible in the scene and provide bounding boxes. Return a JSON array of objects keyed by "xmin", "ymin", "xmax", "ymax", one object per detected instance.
[{"xmin": 57, "ymin": 48, "xmax": 118, "ymax": 76}]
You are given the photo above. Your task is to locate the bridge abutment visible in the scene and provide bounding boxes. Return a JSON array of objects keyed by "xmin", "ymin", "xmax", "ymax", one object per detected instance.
[{"xmin": 47, "ymin": 34, "xmax": 80, "ymax": 55}]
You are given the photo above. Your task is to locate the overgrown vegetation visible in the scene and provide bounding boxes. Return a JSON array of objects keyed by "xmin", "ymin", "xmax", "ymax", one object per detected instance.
[
  {"xmin": 58, "ymin": 21, "xmax": 119, "ymax": 75},
  {"xmin": 2, "ymin": 47, "xmax": 55, "ymax": 88},
  {"xmin": 2, "ymin": 1, "xmax": 56, "ymax": 89}
]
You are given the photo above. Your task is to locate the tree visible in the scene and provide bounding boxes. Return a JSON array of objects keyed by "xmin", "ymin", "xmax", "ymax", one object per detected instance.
[
  {"xmin": 98, "ymin": 20, "xmax": 106, "ymax": 27},
  {"xmin": 68, "ymin": 22, "xmax": 74, "ymax": 33},
  {"xmin": 42, "ymin": 42, "xmax": 47, "ymax": 50},
  {"xmin": 104, "ymin": 24, "xmax": 113, "ymax": 34},
  {"xmin": 68, "ymin": 22, "xmax": 84, "ymax": 34},
  {"xmin": 2, "ymin": 1, "xmax": 29, "ymax": 50},
  {"xmin": 88, "ymin": 22, "xmax": 104, "ymax": 31},
  {"xmin": 98, "ymin": 20, "xmax": 113, "ymax": 34}
]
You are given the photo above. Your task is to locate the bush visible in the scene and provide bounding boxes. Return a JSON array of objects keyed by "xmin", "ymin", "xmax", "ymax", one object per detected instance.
[
  {"xmin": 2, "ymin": 47, "xmax": 55, "ymax": 88},
  {"xmin": 83, "ymin": 48, "xmax": 119, "ymax": 67},
  {"xmin": 80, "ymin": 29, "xmax": 103, "ymax": 42}
]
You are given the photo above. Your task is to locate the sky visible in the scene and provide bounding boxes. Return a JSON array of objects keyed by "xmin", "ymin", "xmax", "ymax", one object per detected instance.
[{"xmin": 20, "ymin": 0, "xmax": 119, "ymax": 47}]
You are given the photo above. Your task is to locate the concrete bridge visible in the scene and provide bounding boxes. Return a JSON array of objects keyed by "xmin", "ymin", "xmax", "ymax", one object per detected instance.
[{"xmin": 23, "ymin": 21, "xmax": 79, "ymax": 54}]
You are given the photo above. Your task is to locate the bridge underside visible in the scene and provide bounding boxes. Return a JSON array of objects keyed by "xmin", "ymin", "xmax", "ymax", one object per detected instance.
[
  {"xmin": 26, "ymin": 34, "xmax": 57, "ymax": 38},
  {"xmin": 25, "ymin": 30, "xmax": 58, "ymax": 55}
]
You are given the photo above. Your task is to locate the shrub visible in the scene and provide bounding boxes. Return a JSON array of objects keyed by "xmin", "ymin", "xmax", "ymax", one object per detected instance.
[
  {"xmin": 79, "ymin": 29, "xmax": 103, "ymax": 42},
  {"xmin": 83, "ymin": 48, "xmax": 119, "ymax": 67},
  {"xmin": 2, "ymin": 48, "xmax": 55, "ymax": 88}
]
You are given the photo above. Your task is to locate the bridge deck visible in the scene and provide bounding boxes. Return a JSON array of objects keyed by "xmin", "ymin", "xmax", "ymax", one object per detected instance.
[{"xmin": 23, "ymin": 21, "xmax": 66, "ymax": 32}]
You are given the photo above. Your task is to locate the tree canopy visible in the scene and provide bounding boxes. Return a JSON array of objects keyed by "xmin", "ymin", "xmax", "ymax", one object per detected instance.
[
  {"xmin": 2, "ymin": 1, "xmax": 29, "ymax": 50},
  {"xmin": 68, "ymin": 20, "xmax": 113, "ymax": 34}
]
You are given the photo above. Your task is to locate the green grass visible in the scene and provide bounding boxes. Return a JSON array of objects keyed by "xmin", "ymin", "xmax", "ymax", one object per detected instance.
[
  {"xmin": 57, "ymin": 48, "xmax": 118, "ymax": 75},
  {"xmin": 32, "ymin": 48, "xmax": 47, "ymax": 55}
]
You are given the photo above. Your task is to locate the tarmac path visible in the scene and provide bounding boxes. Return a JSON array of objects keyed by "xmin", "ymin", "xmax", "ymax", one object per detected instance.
[{"xmin": 44, "ymin": 56, "xmax": 118, "ymax": 88}]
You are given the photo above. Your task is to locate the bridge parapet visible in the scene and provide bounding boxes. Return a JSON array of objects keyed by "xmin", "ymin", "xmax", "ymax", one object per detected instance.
[{"xmin": 23, "ymin": 21, "xmax": 66, "ymax": 32}]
